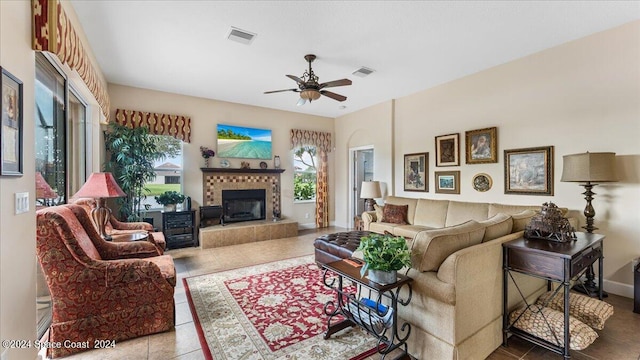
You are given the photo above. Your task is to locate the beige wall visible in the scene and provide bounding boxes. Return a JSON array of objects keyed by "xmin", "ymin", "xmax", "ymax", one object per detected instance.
[
  {"xmin": 107, "ymin": 84, "xmax": 335, "ymax": 227},
  {"xmin": 334, "ymin": 21, "xmax": 640, "ymax": 295}
]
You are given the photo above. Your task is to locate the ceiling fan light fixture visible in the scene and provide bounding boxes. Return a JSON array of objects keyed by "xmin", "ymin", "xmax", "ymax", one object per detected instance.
[{"xmin": 300, "ymin": 89, "xmax": 321, "ymax": 101}]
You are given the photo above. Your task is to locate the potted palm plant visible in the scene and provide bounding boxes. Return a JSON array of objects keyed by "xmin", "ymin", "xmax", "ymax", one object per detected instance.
[
  {"xmin": 155, "ymin": 191, "xmax": 186, "ymax": 212},
  {"xmin": 357, "ymin": 233, "xmax": 412, "ymax": 285}
]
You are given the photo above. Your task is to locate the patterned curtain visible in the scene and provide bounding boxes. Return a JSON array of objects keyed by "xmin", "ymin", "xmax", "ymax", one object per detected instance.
[
  {"xmin": 290, "ymin": 129, "xmax": 332, "ymax": 228},
  {"xmin": 115, "ymin": 109, "xmax": 191, "ymax": 143},
  {"xmin": 32, "ymin": 0, "xmax": 110, "ymax": 121}
]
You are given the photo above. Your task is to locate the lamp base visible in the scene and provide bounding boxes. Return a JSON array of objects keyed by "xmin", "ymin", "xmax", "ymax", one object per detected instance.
[
  {"xmin": 364, "ymin": 199, "xmax": 377, "ymax": 212},
  {"xmin": 573, "ymin": 264, "xmax": 608, "ymax": 298},
  {"xmin": 91, "ymin": 198, "xmax": 112, "ymax": 241}
]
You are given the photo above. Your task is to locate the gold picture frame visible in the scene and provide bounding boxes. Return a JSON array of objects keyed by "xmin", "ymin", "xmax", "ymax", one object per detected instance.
[
  {"xmin": 404, "ymin": 152, "xmax": 428, "ymax": 192},
  {"xmin": 504, "ymin": 146, "xmax": 554, "ymax": 195},
  {"xmin": 465, "ymin": 127, "xmax": 497, "ymax": 164},
  {"xmin": 435, "ymin": 133, "xmax": 459, "ymax": 167},
  {"xmin": 435, "ymin": 171, "xmax": 460, "ymax": 194}
]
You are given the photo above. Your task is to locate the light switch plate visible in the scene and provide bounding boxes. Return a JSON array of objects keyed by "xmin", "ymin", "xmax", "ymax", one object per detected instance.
[{"xmin": 15, "ymin": 192, "xmax": 29, "ymax": 214}]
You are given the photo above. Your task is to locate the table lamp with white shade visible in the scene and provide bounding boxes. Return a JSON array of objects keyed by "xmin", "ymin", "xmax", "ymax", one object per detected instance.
[{"xmin": 360, "ymin": 181, "xmax": 382, "ymax": 212}]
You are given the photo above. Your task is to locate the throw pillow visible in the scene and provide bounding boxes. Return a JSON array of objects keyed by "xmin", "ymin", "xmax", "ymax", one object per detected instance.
[
  {"xmin": 382, "ymin": 204, "xmax": 408, "ymax": 225},
  {"xmin": 374, "ymin": 204, "xmax": 384, "ymax": 223},
  {"xmin": 479, "ymin": 213, "xmax": 513, "ymax": 242},
  {"xmin": 509, "ymin": 305, "xmax": 598, "ymax": 350},
  {"xmin": 536, "ymin": 291, "xmax": 614, "ymax": 330}
]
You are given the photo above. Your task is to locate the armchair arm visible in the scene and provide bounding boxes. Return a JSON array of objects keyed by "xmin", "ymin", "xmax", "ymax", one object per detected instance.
[
  {"xmin": 109, "ymin": 215, "xmax": 154, "ymax": 231},
  {"xmin": 98, "ymin": 240, "xmax": 160, "ymax": 259},
  {"xmin": 362, "ymin": 211, "xmax": 376, "ymax": 230}
]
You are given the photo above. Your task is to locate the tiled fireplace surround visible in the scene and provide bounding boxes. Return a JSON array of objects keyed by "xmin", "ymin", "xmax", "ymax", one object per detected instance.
[{"xmin": 200, "ymin": 169, "xmax": 297, "ymax": 248}]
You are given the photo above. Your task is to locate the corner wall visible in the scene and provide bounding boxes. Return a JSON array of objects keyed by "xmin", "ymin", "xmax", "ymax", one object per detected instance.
[{"xmin": 334, "ymin": 21, "xmax": 640, "ymax": 294}]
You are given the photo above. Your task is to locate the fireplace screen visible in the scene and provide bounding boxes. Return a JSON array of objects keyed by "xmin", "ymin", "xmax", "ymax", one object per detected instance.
[{"xmin": 222, "ymin": 189, "xmax": 266, "ymax": 223}]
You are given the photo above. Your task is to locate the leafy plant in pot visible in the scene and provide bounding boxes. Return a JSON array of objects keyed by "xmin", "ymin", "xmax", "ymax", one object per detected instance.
[
  {"xmin": 155, "ymin": 191, "xmax": 186, "ymax": 212},
  {"xmin": 357, "ymin": 233, "xmax": 412, "ymax": 285}
]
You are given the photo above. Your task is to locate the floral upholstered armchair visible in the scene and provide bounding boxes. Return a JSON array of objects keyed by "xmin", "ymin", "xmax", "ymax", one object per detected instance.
[
  {"xmin": 73, "ymin": 198, "xmax": 166, "ymax": 253},
  {"xmin": 36, "ymin": 205, "xmax": 175, "ymax": 358}
]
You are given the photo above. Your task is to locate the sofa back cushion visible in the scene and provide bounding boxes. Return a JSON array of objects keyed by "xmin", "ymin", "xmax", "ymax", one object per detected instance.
[
  {"xmin": 445, "ymin": 200, "xmax": 490, "ymax": 227},
  {"xmin": 413, "ymin": 198, "xmax": 449, "ymax": 228},
  {"xmin": 512, "ymin": 210, "xmax": 538, "ymax": 232},
  {"xmin": 411, "ymin": 220, "xmax": 486, "ymax": 272},
  {"xmin": 488, "ymin": 203, "xmax": 540, "ymax": 218},
  {"xmin": 479, "ymin": 213, "xmax": 513, "ymax": 242},
  {"xmin": 385, "ymin": 196, "xmax": 418, "ymax": 224}
]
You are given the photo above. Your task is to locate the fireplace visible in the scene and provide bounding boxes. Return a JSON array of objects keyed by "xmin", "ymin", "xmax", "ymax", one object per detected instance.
[{"xmin": 222, "ymin": 189, "xmax": 266, "ymax": 224}]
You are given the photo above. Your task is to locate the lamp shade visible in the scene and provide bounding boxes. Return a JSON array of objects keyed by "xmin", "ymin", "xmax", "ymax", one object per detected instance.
[
  {"xmin": 561, "ymin": 152, "xmax": 617, "ymax": 183},
  {"xmin": 360, "ymin": 181, "xmax": 382, "ymax": 199},
  {"xmin": 35, "ymin": 172, "xmax": 58, "ymax": 199},
  {"xmin": 73, "ymin": 172, "xmax": 126, "ymax": 199},
  {"xmin": 300, "ymin": 89, "xmax": 321, "ymax": 101}
]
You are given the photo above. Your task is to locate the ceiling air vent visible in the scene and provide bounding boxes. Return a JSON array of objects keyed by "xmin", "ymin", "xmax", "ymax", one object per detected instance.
[
  {"xmin": 352, "ymin": 67, "xmax": 375, "ymax": 78},
  {"xmin": 227, "ymin": 27, "xmax": 257, "ymax": 45}
]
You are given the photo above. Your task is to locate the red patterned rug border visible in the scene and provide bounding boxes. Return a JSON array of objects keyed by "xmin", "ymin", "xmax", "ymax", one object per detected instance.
[{"xmin": 183, "ymin": 277, "xmax": 213, "ymax": 360}]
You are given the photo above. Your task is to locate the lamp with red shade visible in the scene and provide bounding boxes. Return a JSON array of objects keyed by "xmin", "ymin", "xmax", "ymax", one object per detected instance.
[
  {"xmin": 72, "ymin": 172, "xmax": 126, "ymax": 240},
  {"xmin": 35, "ymin": 172, "xmax": 58, "ymax": 207}
]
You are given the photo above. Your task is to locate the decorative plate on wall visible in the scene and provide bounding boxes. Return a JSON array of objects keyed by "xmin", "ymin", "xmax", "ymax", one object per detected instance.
[
  {"xmin": 472, "ymin": 173, "xmax": 492, "ymax": 192},
  {"xmin": 260, "ymin": 161, "xmax": 268, "ymax": 169},
  {"xmin": 220, "ymin": 159, "xmax": 230, "ymax": 168}
]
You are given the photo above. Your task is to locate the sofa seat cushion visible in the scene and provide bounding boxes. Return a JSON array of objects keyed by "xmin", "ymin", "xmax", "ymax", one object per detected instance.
[
  {"xmin": 536, "ymin": 291, "xmax": 614, "ymax": 330},
  {"xmin": 445, "ymin": 201, "xmax": 490, "ymax": 227},
  {"xmin": 393, "ymin": 225, "xmax": 435, "ymax": 239},
  {"xmin": 369, "ymin": 222, "xmax": 400, "ymax": 235},
  {"xmin": 411, "ymin": 220, "xmax": 486, "ymax": 272},
  {"xmin": 479, "ymin": 213, "xmax": 513, "ymax": 242},
  {"xmin": 382, "ymin": 204, "xmax": 409, "ymax": 224},
  {"xmin": 509, "ymin": 305, "xmax": 598, "ymax": 350}
]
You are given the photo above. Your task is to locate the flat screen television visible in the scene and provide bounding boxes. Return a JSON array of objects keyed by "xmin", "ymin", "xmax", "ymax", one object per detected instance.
[{"xmin": 217, "ymin": 124, "xmax": 272, "ymax": 160}]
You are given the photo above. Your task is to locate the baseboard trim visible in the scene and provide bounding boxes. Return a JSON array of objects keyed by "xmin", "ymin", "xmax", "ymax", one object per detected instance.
[
  {"xmin": 604, "ymin": 279, "xmax": 634, "ymax": 299},
  {"xmin": 298, "ymin": 222, "xmax": 316, "ymax": 230}
]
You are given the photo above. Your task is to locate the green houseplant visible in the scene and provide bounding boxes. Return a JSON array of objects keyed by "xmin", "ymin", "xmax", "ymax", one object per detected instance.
[
  {"xmin": 357, "ymin": 233, "xmax": 412, "ymax": 285},
  {"xmin": 155, "ymin": 191, "xmax": 186, "ymax": 211}
]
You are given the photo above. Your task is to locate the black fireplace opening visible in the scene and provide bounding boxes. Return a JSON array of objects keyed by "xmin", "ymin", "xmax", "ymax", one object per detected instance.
[{"xmin": 222, "ymin": 189, "xmax": 266, "ymax": 223}]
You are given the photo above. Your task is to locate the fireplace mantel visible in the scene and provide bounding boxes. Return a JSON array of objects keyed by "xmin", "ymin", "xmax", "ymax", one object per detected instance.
[{"xmin": 201, "ymin": 168, "xmax": 285, "ymax": 174}]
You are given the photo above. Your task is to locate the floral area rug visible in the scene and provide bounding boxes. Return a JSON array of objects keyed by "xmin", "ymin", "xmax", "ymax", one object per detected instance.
[{"xmin": 184, "ymin": 255, "xmax": 379, "ymax": 360}]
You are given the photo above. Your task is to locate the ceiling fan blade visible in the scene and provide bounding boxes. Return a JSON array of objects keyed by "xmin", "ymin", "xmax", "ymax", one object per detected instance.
[
  {"xmin": 264, "ymin": 88, "xmax": 298, "ymax": 94},
  {"xmin": 320, "ymin": 90, "xmax": 347, "ymax": 102},
  {"xmin": 286, "ymin": 74, "xmax": 305, "ymax": 85},
  {"xmin": 319, "ymin": 78, "xmax": 352, "ymax": 89},
  {"xmin": 296, "ymin": 97, "xmax": 307, "ymax": 106}
]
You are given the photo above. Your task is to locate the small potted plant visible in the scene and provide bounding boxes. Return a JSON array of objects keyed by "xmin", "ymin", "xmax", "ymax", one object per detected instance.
[
  {"xmin": 154, "ymin": 191, "xmax": 186, "ymax": 212},
  {"xmin": 357, "ymin": 233, "xmax": 412, "ymax": 285}
]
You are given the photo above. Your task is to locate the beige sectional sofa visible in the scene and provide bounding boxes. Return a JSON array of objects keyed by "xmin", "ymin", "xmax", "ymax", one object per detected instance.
[{"xmin": 361, "ymin": 196, "xmax": 577, "ymax": 360}]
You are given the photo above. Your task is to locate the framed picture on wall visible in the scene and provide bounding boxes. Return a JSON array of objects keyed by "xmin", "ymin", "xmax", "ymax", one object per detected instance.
[
  {"xmin": 465, "ymin": 127, "xmax": 497, "ymax": 164},
  {"xmin": 435, "ymin": 133, "xmax": 459, "ymax": 166},
  {"xmin": 1, "ymin": 67, "xmax": 23, "ymax": 176},
  {"xmin": 435, "ymin": 171, "xmax": 460, "ymax": 194},
  {"xmin": 504, "ymin": 146, "xmax": 554, "ymax": 195},
  {"xmin": 404, "ymin": 152, "xmax": 428, "ymax": 192}
]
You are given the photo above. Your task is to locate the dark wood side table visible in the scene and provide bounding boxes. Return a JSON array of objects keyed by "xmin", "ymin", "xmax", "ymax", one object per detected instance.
[
  {"xmin": 502, "ymin": 232, "xmax": 605, "ymax": 359},
  {"xmin": 322, "ymin": 260, "xmax": 413, "ymax": 360},
  {"xmin": 354, "ymin": 215, "xmax": 364, "ymax": 231}
]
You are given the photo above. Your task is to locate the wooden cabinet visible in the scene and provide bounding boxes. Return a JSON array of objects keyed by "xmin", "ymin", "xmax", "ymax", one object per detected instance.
[{"xmin": 162, "ymin": 210, "xmax": 197, "ymax": 249}]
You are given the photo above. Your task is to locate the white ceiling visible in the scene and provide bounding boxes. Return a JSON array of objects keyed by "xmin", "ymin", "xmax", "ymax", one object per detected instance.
[{"xmin": 70, "ymin": 1, "xmax": 640, "ymax": 119}]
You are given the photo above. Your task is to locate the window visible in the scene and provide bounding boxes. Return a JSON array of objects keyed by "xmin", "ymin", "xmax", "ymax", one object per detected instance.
[
  {"xmin": 143, "ymin": 135, "xmax": 183, "ymax": 210},
  {"xmin": 293, "ymin": 145, "xmax": 317, "ymax": 202}
]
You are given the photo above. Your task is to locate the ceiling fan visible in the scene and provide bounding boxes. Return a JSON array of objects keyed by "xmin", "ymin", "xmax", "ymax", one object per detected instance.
[{"xmin": 264, "ymin": 54, "xmax": 352, "ymax": 106}]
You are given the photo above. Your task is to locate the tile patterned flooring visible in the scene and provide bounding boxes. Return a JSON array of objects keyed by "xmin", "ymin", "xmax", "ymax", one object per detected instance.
[{"xmin": 49, "ymin": 227, "xmax": 640, "ymax": 360}]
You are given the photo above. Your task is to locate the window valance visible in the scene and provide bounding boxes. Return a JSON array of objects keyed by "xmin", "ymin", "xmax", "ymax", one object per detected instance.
[
  {"xmin": 290, "ymin": 129, "xmax": 332, "ymax": 153},
  {"xmin": 32, "ymin": 0, "xmax": 110, "ymax": 121},
  {"xmin": 115, "ymin": 109, "xmax": 192, "ymax": 143}
]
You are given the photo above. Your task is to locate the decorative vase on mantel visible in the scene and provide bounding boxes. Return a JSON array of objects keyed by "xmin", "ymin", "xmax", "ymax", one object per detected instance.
[{"xmin": 204, "ymin": 157, "xmax": 210, "ymax": 168}]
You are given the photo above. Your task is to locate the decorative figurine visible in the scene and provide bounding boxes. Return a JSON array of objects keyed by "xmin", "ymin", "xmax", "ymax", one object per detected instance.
[{"xmin": 524, "ymin": 202, "xmax": 576, "ymax": 242}]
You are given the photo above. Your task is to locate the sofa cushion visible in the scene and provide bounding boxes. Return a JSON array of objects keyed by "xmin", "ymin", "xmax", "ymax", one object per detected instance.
[
  {"xmin": 385, "ymin": 196, "xmax": 418, "ymax": 224},
  {"xmin": 382, "ymin": 204, "xmax": 409, "ymax": 224},
  {"xmin": 374, "ymin": 204, "xmax": 384, "ymax": 223},
  {"xmin": 509, "ymin": 305, "xmax": 598, "ymax": 350},
  {"xmin": 445, "ymin": 201, "xmax": 490, "ymax": 227},
  {"xmin": 512, "ymin": 210, "xmax": 537, "ymax": 232},
  {"xmin": 479, "ymin": 213, "xmax": 513, "ymax": 242},
  {"xmin": 413, "ymin": 198, "xmax": 449, "ymax": 228},
  {"xmin": 411, "ymin": 220, "xmax": 485, "ymax": 272},
  {"xmin": 488, "ymin": 203, "xmax": 541, "ymax": 217},
  {"xmin": 369, "ymin": 222, "xmax": 399, "ymax": 235},
  {"xmin": 536, "ymin": 291, "xmax": 614, "ymax": 330},
  {"xmin": 393, "ymin": 225, "xmax": 435, "ymax": 239}
]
